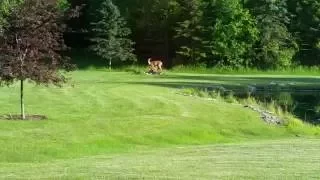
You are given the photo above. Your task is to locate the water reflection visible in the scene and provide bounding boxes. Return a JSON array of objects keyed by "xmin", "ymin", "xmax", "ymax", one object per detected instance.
[
  {"xmin": 200, "ymin": 83, "xmax": 320, "ymax": 124},
  {"xmin": 236, "ymin": 90, "xmax": 320, "ymax": 125}
]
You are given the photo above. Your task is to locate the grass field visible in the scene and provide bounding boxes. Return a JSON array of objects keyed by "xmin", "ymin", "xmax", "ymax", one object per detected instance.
[
  {"xmin": 0, "ymin": 70, "xmax": 319, "ymax": 179},
  {"xmin": 1, "ymin": 139, "xmax": 320, "ymax": 179}
]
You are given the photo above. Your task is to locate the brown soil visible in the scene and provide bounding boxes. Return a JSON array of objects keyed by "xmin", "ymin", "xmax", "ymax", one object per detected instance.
[{"xmin": 0, "ymin": 114, "xmax": 47, "ymax": 121}]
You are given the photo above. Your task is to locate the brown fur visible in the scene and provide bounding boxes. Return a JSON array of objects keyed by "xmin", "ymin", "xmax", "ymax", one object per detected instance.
[{"xmin": 147, "ymin": 58, "xmax": 163, "ymax": 72}]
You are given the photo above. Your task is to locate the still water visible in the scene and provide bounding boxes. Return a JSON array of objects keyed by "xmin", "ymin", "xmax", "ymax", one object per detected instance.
[{"xmin": 235, "ymin": 90, "xmax": 320, "ymax": 125}]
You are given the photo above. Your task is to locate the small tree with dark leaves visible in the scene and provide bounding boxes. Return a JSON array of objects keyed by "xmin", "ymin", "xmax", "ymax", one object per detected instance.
[{"xmin": 0, "ymin": 0, "xmax": 78, "ymax": 119}]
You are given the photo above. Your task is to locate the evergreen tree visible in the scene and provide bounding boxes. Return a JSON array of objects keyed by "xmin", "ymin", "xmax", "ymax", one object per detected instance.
[
  {"xmin": 90, "ymin": 0, "xmax": 136, "ymax": 69},
  {"xmin": 247, "ymin": 0, "xmax": 297, "ymax": 68},
  {"xmin": 174, "ymin": 0, "xmax": 206, "ymax": 64},
  {"xmin": 57, "ymin": 0, "xmax": 320, "ymax": 68},
  {"xmin": 288, "ymin": 0, "xmax": 320, "ymax": 65},
  {"xmin": 112, "ymin": 0, "xmax": 179, "ymax": 66}
]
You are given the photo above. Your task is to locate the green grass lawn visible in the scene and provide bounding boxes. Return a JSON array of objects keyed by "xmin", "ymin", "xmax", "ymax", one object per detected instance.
[
  {"xmin": 0, "ymin": 70, "xmax": 319, "ymax": 179},
  {"xmin": 1, "ymin": 139, "xmax": 320, "ymax": 179}
]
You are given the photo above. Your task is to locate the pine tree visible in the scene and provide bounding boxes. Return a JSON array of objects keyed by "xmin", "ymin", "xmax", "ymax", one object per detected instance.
[
  {"xmin": 174, "ymin": 0, "xmax": 206, "ymax": 64},
  {"xmin": 246, "ymin": 0, "xmax": 297, "ymax": 68},
  {"xmin": 288, "ymin": 0, "xmax": 320, "ymax": 65},
  {"xmin": 90, "ymin": 0, "xmax": 136, "ymax": 69}
]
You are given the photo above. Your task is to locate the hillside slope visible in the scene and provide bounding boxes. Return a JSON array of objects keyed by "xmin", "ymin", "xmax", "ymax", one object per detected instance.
[{"xmin": 0, "ymin": 71, "xmax": 318, "ymax": 163}]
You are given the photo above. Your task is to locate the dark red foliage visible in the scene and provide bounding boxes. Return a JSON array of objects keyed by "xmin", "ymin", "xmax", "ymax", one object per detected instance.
[{"xmin": 0, "ymin": 0, "xmax": 78, "ymax": 86}]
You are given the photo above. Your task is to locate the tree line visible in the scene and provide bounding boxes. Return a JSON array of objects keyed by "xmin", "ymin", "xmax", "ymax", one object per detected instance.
[
  {"xmin": 1, "ymin": 0, "xmax": 320, "ymax": 69},
  {"xmin": 0, "ymin": 0, "xmax": 318, "ymax": 119}
]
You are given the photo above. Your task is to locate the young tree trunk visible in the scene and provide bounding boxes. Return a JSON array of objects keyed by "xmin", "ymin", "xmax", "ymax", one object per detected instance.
[
  {"xmin": 20, "ymin": 79, "xmax": 25, "ymax": 120},
  {"xmin": 109, "ymin": 58, "xmax": 112, "ymax": 70},
  {"xmin": 165, "ymin": 25, "xmax": 169, "ymax": 67}
]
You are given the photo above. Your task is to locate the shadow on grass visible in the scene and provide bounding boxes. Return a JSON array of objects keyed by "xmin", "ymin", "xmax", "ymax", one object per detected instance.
[
  {"xmin": 129, "ymin": 81, "xmax": 243, "ymax": 91},
  {"xmin": 159, "ymin": 74, "xmax": 320, "ymax": 85},
  {"xmin": 124, "ymin": 73, "xmax": 320, "ymax": 92}
]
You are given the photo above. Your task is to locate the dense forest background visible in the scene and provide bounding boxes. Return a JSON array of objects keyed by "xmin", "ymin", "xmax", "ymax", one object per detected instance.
[{"xmin": 1, "ymin": 0, "xmax": 320, "ymax": 69}]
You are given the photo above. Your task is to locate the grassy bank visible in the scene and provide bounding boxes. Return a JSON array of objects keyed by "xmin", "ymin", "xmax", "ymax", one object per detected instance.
[
  {"xmin": 0, "ymin": 70, "xmax": 319, "ymax": 178},
  {"xmin": 170, "ymin": 65, "xmax": 320, "ymax": 75}
]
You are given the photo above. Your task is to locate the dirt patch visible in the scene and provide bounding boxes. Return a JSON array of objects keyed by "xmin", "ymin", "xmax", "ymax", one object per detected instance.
[{"xmin": 0, "ymin": 114, "xmax": 47, "ymax": 121}]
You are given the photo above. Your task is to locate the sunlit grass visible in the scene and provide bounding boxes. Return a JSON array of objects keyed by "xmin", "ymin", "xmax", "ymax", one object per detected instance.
[
  {"xmin": 1, "ymin": 139, "xmax": 320, "ymax": 179},
  {"xmin": 0, "ymin": 70, "xmax": 319, "ymax": 178}
]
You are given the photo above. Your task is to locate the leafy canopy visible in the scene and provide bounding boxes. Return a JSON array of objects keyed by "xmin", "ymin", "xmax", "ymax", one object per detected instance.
[{"xmin": 0, "ymin": 0, "xmax": 76, "ymax": 86}]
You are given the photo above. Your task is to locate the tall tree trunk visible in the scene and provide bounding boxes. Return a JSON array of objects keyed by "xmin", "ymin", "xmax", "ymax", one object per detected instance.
[
  {"xmin": 16, "ymin": 35, "xmax": 27, "ymax": 120},
  {"xmin": 20, "ymin": 79, "xmax": 25, "ymax": 120},
  {"xmin": 165, "ymin": 24, "xmax": 169, "ymax": 67}
]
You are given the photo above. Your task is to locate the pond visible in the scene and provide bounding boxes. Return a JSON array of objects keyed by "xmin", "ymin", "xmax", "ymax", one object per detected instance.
[
  {"xmin": 152, "ymin": 74, "xmax": 320, "ymax": 125},
  {"xmin": 234, "ymin": 90, "xmax": 320, "ymax": 125},
  {"xmin": 189, "ymin": 84, "xmax": 320, "ymax": 125}
]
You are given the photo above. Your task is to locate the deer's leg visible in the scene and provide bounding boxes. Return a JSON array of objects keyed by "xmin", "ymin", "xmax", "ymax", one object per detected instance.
[
  {"xmin": 158, "ymin": 65, "xmax": 162, "ymax": 72},
  {"xmin": 149, "ymin": 65, "xmax": 156, "ymax": 73}
]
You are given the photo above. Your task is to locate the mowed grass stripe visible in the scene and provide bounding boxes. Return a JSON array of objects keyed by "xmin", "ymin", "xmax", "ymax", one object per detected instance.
[{"xmin": 0, "ymin": 139, "xmax": 319, "ymax": 179}]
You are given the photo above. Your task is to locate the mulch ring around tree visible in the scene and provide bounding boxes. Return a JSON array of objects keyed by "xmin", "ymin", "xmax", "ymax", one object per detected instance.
[{"xmin": 0, "ymin": 114, "xmax": 47, "ymax": 121}]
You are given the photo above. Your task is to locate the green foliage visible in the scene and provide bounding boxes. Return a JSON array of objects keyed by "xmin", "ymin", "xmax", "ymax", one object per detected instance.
[
  {"xmin": 288, "ymin": 0, "xmax": 320, "ymax": 65},
  {"xmin": 0, "ymin": 0, "xmax": 23, "ymax": 35},
  {"xmin": 56, "ymin": 0, "xmax": 71, "ymax": 12},
  {"xmin": 174, "ymin": 0, "xmax": 206, "ymax": 64},
  {"xmin": 203, "ymin": 0, "xmax": 259, "ymax": 67},
  {"xmin": 247, "ymin": 0, "xmax": 297, "ymax": 69},
  {"xmin": 90, "ymin": 0, "xmax": 136, "ymax": 69},
  {"xmin": 174, "ymin": 0, "xmax": 258, "ymax": 67},
  {"xmin": 276, "ymin": 92, "xmax": 296, "ymax": 113},
  {"xmin": 75, "ymin": 0, "xmax": 320, "ymax": 69},
  {"xmin": 0, "ymin": 0, "xmax": 23, "ymax": 15},
  {"xmin": 171, "ymin": 64, "xmax": 320, "ymax": 75}
]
